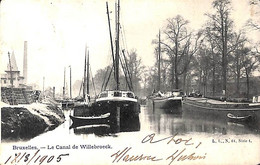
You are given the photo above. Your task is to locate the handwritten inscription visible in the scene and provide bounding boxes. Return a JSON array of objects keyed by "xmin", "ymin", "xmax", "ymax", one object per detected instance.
[
  {"xmin": 111, "ymin": 147, "xmax": 162, "ymax": 163},
  {"xmin": 111, "ymin": 133, "xmax": 207, "ymax": 164},
  {"xmin": 166, "ymin": 148, "xmax": 207, "ymax": 165},
  {"xmin": 4, "ymin": 150, "xmax": 69, "ymax": 165},
  {"xmin": 142, "ymin": 133, "xmax": 194, "ymax": 145}
]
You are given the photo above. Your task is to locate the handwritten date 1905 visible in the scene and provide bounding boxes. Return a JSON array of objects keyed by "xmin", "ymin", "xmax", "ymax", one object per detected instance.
[{"xmin": 4, "ymin": 149, "xmax": 69, "ymax": 165}]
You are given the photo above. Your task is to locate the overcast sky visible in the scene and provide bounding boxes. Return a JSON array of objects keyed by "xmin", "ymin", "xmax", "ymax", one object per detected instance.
[{"xmin": 0, "ymin": 0, "xmax": 259, "ymax": 92}]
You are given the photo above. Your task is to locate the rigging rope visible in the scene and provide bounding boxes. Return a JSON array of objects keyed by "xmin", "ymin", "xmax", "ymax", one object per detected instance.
[
  {"xmin": 78, "ymin": 78, "xmax": 84, "ymax": 97},
  {"xmin": 122, "ymin": 49, "xmax": 134, "ymax": 91},
  {"xmin": 104, "ymin": 65, "xmax": 114, "ymax": 91},
  {"xmin": 119, "ymin": 52, "xmax": 132, "ymax": 91},
  {"xmin": 90, "ymin": 65, "xmax": 96, "ymax": 96},
  {"xmin": 101, "ymin": 65, "xmax": 110, "ymax": 92}
]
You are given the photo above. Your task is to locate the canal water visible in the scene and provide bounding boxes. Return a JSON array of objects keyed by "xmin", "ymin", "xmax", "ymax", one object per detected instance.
[{"xmin": 1, "ymin": 105, "xmax": 260, "ymax": 165}]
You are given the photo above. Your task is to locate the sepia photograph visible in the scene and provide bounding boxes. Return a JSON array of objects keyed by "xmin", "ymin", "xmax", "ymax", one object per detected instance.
[{"xmin": 0, "ymin": 0, "xmax": 260, "ymax": 164}]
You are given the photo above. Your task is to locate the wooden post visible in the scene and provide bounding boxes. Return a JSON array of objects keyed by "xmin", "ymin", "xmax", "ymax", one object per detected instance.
[
  {"xmin": 53, "ymin": 87, "xmax": 55, "ymax": 99},
  {"xmin": 110, "ymin": 105, "xmax": 120, "ymax": 133},
  {"xmin": 116, "ymin": 106, "xmax": 120, "ymax": 128}
]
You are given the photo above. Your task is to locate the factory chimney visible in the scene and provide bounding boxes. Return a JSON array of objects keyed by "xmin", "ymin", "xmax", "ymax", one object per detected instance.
[{"xmin": 23, "ymin": 41, "xmax": 28, "ymax": 84}]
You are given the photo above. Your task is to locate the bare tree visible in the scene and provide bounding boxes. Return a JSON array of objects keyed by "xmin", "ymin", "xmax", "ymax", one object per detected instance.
[
  {"xmin": 229, "ymin": 33, "xmax": 248, "ymax": 97},
  {"xmin": 126, "ymin": 49, "xmax": 145, "ymax": 95},
  {"xmin": 206, "ymin": 0, "xmax": 246, "ymax": 98},
  {"xmin": 161, "ymin": 15, "xmax": 202, "ymax": 90},
  {"xmin": 203, "ymin": 26, "xmax": 222, "ymax": 96},
  {"xmin": 242, "ymin": 48, "xmax": 260, "ymax": 99}
]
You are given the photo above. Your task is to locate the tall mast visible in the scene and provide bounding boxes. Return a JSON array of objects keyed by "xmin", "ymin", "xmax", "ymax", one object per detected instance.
[
  {"xmin": 157, "ymin": 30, "xmax": 161, "ymax": 91},
  {"xmin": 63, "ymin": 67, "xmax": 66, "ymax": 99},
  {"xmin": 106, "ymin": 2, "xmax": 115, "ymax": 76},
  {"xmin": 69, "ymin": 65, "xmax": 72, "ymax": 99},
  {"xmin": 115, "ymin": 0, "xmax": 120, "ymax": 90},
  {"xmin": 86, "ymin": 50, "xmax": 90, "ymax": 95},
  {"xmin": 83, "ymin": 46, "xmax": 87, "ymax": 100}
]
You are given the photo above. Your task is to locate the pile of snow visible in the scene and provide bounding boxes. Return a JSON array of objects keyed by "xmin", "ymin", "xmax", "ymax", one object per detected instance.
[{"xmin": 1, "ymin": 102, "xmax": 64, "ymax": 127}]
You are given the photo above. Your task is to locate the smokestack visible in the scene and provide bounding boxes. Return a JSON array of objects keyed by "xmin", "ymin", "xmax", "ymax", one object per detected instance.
[{"xmin": 23, "ymin": 41, "xmax": 28, "ymax": 84}]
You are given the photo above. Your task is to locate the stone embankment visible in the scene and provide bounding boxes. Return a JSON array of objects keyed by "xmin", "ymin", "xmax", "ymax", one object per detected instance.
[{"xmin": 1, "ymin": 101, "xmax": 65, "ymax": 141}]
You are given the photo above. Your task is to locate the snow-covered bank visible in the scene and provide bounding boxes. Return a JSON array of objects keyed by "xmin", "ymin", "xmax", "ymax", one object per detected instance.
[{"xmin": 1, "ymin": 102, "xmax": 65, "ymax": 141}]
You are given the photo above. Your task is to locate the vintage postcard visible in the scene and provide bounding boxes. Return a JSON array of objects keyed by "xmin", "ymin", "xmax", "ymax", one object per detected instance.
[{"xmin": 1, "ymin": 0, "xmax": 260, "ymax": 165}]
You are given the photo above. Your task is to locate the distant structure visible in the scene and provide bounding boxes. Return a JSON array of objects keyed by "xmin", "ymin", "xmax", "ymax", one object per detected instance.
[
  {"xmin": 0, "ymin": 41, "xmax": 42, "ymax": 105},
  {"xmin": 23, "ymin": 41, "xmax": 28, "ymax": 84},
  {"xmin": 1, "ymin": 41, "xmax": 28, "ymax": 88}
]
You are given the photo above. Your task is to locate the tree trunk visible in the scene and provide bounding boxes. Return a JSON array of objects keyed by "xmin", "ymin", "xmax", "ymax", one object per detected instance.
[
  {"xmin": 212, "ymin": 65, "xmax": 216, "ymax": 97},
  {"xmin": 162, "ymin": 68, "xmax": 166, "ymax": 92},
  {"xmin": 171, "ymin": 59, "xmax": 175, "ymax": 90},
  {"xmin": 221, "ymin": 13, "xmax": 228, "ymax": 99},
  {"xmin": 183, "ymin": 70, "xmax": 187, "ymax": 94},
  {"xmin": 236, "ymin": 72, "xmax": 240, "ymax": 97},
  {"xmin": 246, "ymin": 69, "xmax": 250, "ymax": 100},
  {"xmin": 199, "ymin": 69, "xmax": 202, "ymax": 93},
  {"xmin": 212, "ymin": 50, "xmax": 216, "ymax": 97},
  {"xmin": 204, "ymin": 70, "xmax": 208, "ymax": 97},
  {"xmin": 175, "ymin": 55, "xmax": 178, "ymax": 89},
  {"xmin": 236, "ymin": 54, "xmax": 240, "ymax": 97},
  {"xmin": 174, "ymin": 39, "xmax": 179, "ymax": 89}
]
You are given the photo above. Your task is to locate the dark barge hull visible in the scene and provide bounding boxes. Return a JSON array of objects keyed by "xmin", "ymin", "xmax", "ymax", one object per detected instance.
[
  {"xmin": 183, "ymin": 98, "xmax": 260, "ymax": 127},
  {"xmin": 92, "ymin": 100, "xmax": 140, "ymax": 119},
  {"xmin": 149, "ymin": 96, "xmax": 182, "ymax": 109},
  {"xmin": 147, "ymin": 97, "xmax": 182, "ymax": 114}
]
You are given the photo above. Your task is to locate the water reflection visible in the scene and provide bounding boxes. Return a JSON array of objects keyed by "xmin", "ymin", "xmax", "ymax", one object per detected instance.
[
  {"xmin": 67, "ymin": 103, "xmax": 259, "ymax": 138},
  {"xmin": 69, "ymin": 114, "xmax": 140, "ymax": 137},
  {"xmin": 73, "ymin": 124, "xmax": 113, "ymax": 137},
  {"xmin": 144, "ymin": 104, "xmax": 260, "ymax": 135}
]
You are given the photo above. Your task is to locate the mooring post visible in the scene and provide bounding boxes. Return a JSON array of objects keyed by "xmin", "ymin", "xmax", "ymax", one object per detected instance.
[
  {"xmin": 110, "ymin": 105, "xmax": 120, "ymax": 133},
  {"xmin": 116, "ymin": 106, "xmax": 120, "ymax": 128}
]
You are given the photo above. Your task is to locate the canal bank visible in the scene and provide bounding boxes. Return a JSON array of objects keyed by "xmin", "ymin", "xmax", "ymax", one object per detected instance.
[{"xmin": 1, "ymin": 101, "xmax": 65, "ymax": 141}]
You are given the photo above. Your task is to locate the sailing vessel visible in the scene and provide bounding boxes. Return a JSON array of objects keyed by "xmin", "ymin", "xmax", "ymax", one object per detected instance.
[
  {"xmin": 70, "ymin": 47, "xmax": 100, "ymax": 124},
  {"xmin": 61, "ymin": 67, "xmax": 74, "ymax": 109},
  {"xmin": 74, "ymin": 47, "xmax": 91, "ymax": 108},
  {"xmin": 92, "ymin": 0, "xmax": 140, "ymax": 120},
  {"xmin": 148, "ymin": 31, "xmax": 183, "ymax": 110}
]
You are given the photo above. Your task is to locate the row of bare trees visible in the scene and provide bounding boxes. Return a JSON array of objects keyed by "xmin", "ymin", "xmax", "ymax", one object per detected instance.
[{"xmin": 143, "ymin": 0, "xmax": 260, "ymax": 100}]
